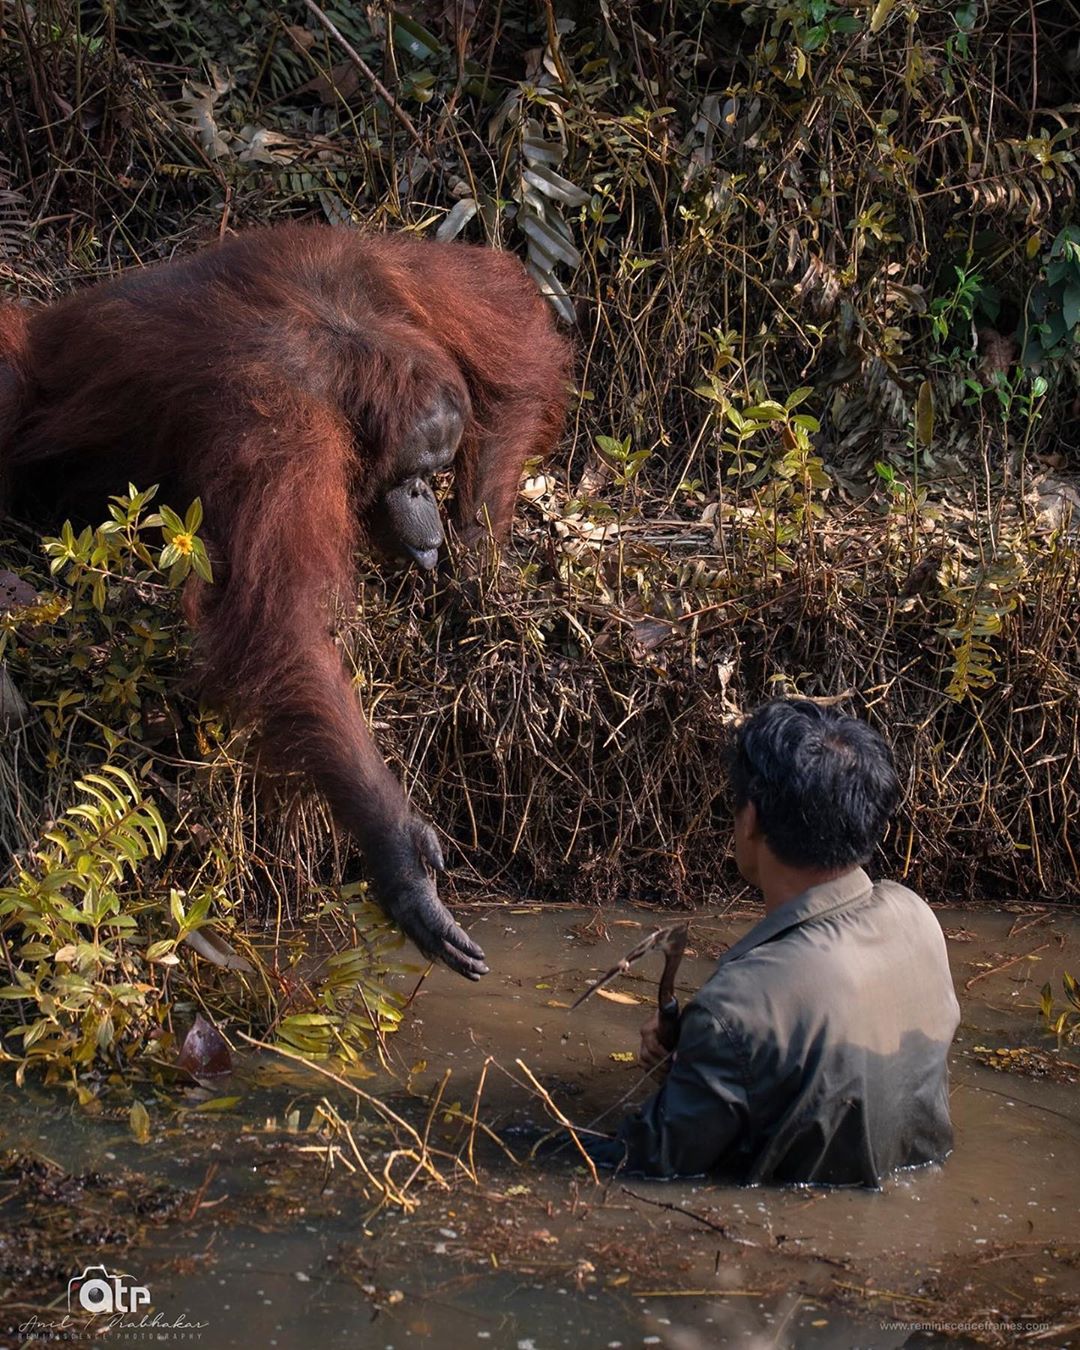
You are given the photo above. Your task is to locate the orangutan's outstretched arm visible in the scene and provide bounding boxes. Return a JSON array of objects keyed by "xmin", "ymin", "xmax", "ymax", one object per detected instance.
[
  {"xmin": 257, "ymin": 647, "xmax": 487, "ymax": 979},
  {"xmin": 190, "ymin": 399, "xmax": 487, "ymax": 978}
]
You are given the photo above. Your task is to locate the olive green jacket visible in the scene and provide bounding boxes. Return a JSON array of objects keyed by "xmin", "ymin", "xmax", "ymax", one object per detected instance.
[{"xmin": 609, "ymin": 869, "xmax": 961, "ymax": 1186}]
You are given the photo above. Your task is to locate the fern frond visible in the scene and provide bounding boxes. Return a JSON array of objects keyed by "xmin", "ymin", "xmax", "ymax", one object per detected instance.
[{"xmin": 35, "ymin": 767, "xmax": 165, "ymax": 883}]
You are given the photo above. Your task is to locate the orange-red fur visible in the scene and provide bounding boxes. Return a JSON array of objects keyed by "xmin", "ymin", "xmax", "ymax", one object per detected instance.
[{"xmin": 0, "ymin": 224, "xmax": 569, "ymax": 859}]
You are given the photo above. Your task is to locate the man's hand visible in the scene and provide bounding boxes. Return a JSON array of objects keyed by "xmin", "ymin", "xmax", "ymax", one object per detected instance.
[{"xmin": 639, "ymin": 1010, "xmax": 673, "ymax": 1072}]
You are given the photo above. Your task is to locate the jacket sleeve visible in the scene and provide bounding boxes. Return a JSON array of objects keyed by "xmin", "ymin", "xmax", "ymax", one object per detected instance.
[{"xmin": 614, "ymin": 1002, "xmax": 752, "ymax": 1178}]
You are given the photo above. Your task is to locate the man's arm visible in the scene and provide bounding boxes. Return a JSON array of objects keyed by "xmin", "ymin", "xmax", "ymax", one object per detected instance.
[{"xmin": 606, "ymin": 1003, "xmax": 752, "ymax": 1178}]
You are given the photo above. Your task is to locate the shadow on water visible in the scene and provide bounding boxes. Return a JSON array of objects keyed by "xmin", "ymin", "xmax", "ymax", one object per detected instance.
[{"xmin": 1, "ymin": 903, "xmax": 1078, "ymax": 1349}]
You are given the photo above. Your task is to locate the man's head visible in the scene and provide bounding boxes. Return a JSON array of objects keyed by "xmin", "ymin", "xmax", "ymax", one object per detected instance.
[{"xmin": 729, "ymin": 699, "xmax": 900, "ymax": 888}]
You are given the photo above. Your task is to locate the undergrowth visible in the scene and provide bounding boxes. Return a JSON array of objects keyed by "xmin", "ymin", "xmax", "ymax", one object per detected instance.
[{"xmin": 1, "ymin": 494, "xmax": 412, "ymax": 1086}]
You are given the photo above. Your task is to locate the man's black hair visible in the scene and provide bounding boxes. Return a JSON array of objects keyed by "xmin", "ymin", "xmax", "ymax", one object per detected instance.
[{"xmin": 729, "ymin": 699, "xmax": 900, "ymax": 870}]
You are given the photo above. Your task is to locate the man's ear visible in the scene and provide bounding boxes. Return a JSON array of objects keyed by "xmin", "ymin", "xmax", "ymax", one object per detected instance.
[{"xmin": 741, "ymin": 800, "xmax": 762, "ymax": 841}]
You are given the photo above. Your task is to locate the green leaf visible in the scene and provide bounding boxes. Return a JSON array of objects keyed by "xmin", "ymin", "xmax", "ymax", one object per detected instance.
[
  {"xmin": 167, "ymin": 558, "xmax": 190, "ymax": 588},
  {"xmin": 742, "ymin": 401, "xmax": 786, "ymax": 422},
  {"xmin": 392, "ymin": 12, "xmax": 442, "ymax": 61},
  {"xmin": 191, "ymin": 546, "xmax": 214, "ymax": 585},
  {"xmin": 1062, "ymin": 284, "xmax": 1080, "ymax": 331},
  {"xmin": 158, "ymin": 506, "xmax": 185, "ymax": 535}
]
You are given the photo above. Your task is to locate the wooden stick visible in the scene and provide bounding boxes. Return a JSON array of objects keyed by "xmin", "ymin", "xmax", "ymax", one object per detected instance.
[
  {"xmin": 301, "ymin": 0, "xmax": 424, "ymax": 148},
  {"xmin": 515, "ymin": 1058, "xmax": 600, "ymax": 1185},
  {"xmin": 964, "ymin": 942, "xmax": 1049, "ymax": 990}
]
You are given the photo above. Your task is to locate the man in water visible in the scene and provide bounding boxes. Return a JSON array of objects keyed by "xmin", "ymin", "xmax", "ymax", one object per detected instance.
[{"xmin": 588, "ymin": 698, "xmax": 960, "ymax": 1186}]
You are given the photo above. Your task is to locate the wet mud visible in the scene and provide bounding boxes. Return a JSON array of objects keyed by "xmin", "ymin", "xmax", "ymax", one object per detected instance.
[{"xmin": 1, "ymin": 901, "xmax": 1078, "ymax": 1349}]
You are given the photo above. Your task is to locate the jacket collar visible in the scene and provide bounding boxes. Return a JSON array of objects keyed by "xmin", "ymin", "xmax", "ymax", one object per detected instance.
[{"xmin": 715, "ymin": 867, "xmax": 875, "ymax": 968}]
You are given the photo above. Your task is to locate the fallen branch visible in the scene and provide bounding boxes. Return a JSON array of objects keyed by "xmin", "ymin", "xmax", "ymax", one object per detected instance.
[
  {"xmin": 964, "ymin": 943, "xmax": 1050, "ymax": 991},
  {"xmin": 301, "ymin": 0, "xmax": 424, "ymax": 148}
]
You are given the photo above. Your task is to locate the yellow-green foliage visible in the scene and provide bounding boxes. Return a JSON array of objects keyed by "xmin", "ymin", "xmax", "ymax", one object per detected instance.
[
  {"xmin": 0, "ymin": 766, "xmax": 167, "ymax": 1079},
  {"xmin": 1040, "ymin": 973, "xmax": 1080, "ymax": 1046},
  {"xmin": 0, "ymin": 496, "xmax": 409, "ymax": 1086}
]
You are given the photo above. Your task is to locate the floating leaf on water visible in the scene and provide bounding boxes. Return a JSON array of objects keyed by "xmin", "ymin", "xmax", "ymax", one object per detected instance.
[
  {"xmin": 129, "ymin": 1100, "xmax": 151, "ymax": 1143},
  {"xmin": 192, "ymin": 1096, "xmax": 242, "ymax": 1113}
]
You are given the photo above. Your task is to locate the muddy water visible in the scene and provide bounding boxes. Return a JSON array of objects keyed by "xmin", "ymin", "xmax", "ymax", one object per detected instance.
[{"xmin": 2, "ymin": 902, "xmax": 1079, "ymax": 1349}]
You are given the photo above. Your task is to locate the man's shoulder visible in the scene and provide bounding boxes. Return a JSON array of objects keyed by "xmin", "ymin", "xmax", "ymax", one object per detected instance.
[
  {"xmin": 868, "ymin": 877, "xmax": 949, "ymax": 942},
  {"xmin": 692, "ymin": 876, "xmax": 943, "ymax": 1015},
  {"xmin": 871, "ymin": 876, "xmax": 930, "ymax": 907}
]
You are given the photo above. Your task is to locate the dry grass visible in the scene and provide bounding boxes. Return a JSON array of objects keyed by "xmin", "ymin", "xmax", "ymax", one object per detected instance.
[
  {"xmin": 333, "ymin": 488, "xmax": 1079, "ymax": 909},
  {"xmin": 2, "ymin": 0, "xmax": 1079, "ymax": 952}
]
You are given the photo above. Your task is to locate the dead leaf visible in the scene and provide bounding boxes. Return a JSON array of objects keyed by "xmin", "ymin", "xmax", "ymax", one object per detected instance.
[
  {"xmin": 181, "ymin": 927, "xmax": 254, "ymax": 973},
  {"xmin": 0, "ymin": 570, "xmax": 39, "ymax": 612},
  {"xmin": 0, "ymin": 666, "xmax": 29, "ymax": 728},
  {"xmin": 177, "ymin": 1014, "xmax": 232, "ymax": 1078},
  {"xmin": 191, "ymin": 1095, "xmax": 242, "ymax": 1112},
  {"xmin": 632, "ymin": 618, "xmax": 681, "ymax": 652},
  {"xmin": 915, "ymin": 378, "xmax": 934, "ymax": 447},
  {"xmin": 595, "ymin": 988, "xmax": 641, "ymax": 1005},
  {"xmin": 870, "ymin": 0, "xmax": 897, "ymax": 33},
  {"xmin": 129, "ymin": 1100, "xmax": 151, "ymax": 1143}
]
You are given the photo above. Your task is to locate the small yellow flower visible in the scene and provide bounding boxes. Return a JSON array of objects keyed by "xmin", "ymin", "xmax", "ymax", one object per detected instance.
[{"xmin": 172, "ymin": 532, "xmax": 194, "ymax": 556}]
